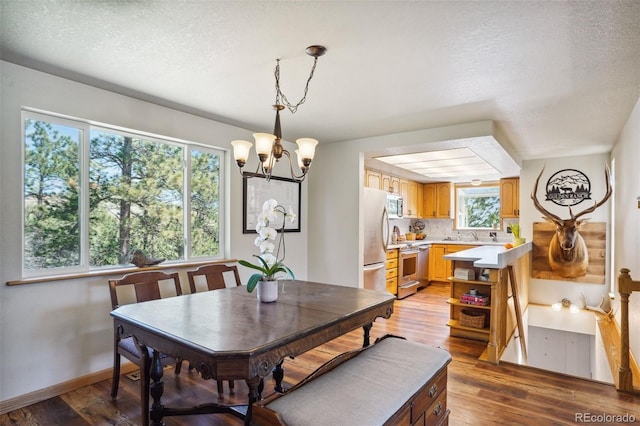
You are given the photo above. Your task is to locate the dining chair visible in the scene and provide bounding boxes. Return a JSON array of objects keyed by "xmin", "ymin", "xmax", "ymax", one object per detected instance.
[
  {"xmin": 187, "ymin": 263, "xmax": 241, "ymax": 395},
  {"xmin": 108, "ymin": 270, "xmax": 184, "ymax": 411},
  {"xmin": 186, "ymin": 263, "xmax": 242, "ymax": 293}
]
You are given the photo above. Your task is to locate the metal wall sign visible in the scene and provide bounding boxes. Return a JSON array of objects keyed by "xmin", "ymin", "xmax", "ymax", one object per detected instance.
[{"xmin": 544, "ymin": 169, "xmax": 592, "ymax": 207}]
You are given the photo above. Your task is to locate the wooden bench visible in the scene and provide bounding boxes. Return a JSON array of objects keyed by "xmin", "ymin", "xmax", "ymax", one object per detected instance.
[{"xmin": 252, "ymin": 336, "xmax": 452, "ymax": 426}]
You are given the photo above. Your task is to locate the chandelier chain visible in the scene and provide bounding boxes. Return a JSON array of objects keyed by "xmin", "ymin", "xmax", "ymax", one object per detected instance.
[{"xmin": 274, "ymin": 56, "xmax": 319, "ymax": 114}]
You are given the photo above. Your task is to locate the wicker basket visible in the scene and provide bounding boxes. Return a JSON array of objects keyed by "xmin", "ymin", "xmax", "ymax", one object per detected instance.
[{"xmin": 459, "ymin": 309, "xmax": 486, "ymax": 329}]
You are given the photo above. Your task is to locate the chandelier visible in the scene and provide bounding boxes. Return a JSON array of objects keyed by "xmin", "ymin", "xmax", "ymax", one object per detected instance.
[{"xmin": 231, "ymin": 45, "xmax": 326, "ymax": 182}]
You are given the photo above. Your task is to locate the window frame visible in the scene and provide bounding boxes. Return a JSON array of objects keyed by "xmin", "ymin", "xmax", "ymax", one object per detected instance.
[
  {"xmin": 21, "ymin": 109, "xmax": 226, "ymax": 278},
  {"xmin": 454, "ymin": 182, "xmax": 501, "ymax": 231}
]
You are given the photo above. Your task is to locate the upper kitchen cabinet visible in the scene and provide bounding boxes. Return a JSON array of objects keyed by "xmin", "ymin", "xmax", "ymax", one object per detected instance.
[
  {"xmin": 500, "ymin": 177, "xmax": 519, "ymax": 218},
  {"xmin": 423, "ymin": 182, "xmax": 453, "ymax": 218},
  {"xmin": 365, "ymin": 169, "xmax": 400, "ymax": 194},
  {"xmin": 382, "ymin": 174, "xmax": 400, "ymax": 194},
  {"xmin": 365, "ymin": 169, "xmax": 382, "ymax": 189},
  {"xmin": 400, "ymin": 179, "xmax": 421, "ymax": 218}
]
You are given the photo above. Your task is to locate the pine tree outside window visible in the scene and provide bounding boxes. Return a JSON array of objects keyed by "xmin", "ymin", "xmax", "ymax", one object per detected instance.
[
  {"xmin": 22, "ymin": 110, "xmax": 224, "ymax": 276},
  {"xmin": 455, "ymin": 184, "xmax": 500, "ymax": 230}
]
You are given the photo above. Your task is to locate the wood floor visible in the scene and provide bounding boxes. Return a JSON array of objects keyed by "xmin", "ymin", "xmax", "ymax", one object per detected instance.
[{"xmin": 3, "ymin": 282, "xmax": 639, "ymax": 425}]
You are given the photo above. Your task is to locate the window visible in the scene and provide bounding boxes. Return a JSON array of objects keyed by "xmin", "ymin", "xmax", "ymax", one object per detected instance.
[
  {"xmin": 455, "ymin": 184, "xmax": 500, "ymax": 230},
  {"xmin": 23, "ymin": 110, "xmax": 224, "ymax": 275}
]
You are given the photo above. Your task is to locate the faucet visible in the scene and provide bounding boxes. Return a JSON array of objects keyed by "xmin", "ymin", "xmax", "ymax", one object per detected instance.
[{"xmin": 469, "ymin": 231, "xmax": 478, "ymax": 241}]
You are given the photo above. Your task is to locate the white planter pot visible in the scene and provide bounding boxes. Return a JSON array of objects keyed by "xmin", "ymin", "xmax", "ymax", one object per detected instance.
[{"xmin": 257, "ymin": 280, "xmax": 278, "ymax": 303}]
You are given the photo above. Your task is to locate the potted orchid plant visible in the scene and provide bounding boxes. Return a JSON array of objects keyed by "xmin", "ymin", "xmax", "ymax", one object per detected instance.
[{"xmin": 239, "ymin": 199, "xmax": 296, "ymax": 301}]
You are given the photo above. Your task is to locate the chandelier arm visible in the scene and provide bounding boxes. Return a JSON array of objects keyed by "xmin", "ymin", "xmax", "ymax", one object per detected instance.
[
  {"xmin": 275, "ymin": 56, "xmax": 319, "ymax": 114},
  {"xmin": 238, "ymin": 162, "xmax": 266, "ymax": 179},
  {"xmin": 280, "ymin": 150, "xmax": 307, "ymax": 182}
]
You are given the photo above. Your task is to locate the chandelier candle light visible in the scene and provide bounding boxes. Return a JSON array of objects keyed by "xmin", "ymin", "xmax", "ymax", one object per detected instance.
[
  {"xmin": 231, "ymin": 45, "xmax": 326, "ymax": 182},
  {"xmin": 239, "ymin": 199, "xmax": 296, "ymax": 302}
]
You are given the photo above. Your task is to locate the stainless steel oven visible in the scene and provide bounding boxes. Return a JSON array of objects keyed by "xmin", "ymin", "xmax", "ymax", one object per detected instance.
[{"xmin": 398, "ymin": 248, "xmax": 419, "ymax": 299}]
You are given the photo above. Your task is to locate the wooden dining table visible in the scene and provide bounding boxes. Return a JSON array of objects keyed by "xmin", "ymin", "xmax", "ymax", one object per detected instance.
[{"xmin": 110, "ymin": 280, "xmax": 395, "ymax": 426}]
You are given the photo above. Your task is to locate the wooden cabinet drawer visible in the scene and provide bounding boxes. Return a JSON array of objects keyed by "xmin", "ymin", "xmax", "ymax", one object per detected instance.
[
  {"xmin": 386, "ymin": 258, "xmax": 398, "ymax": 269},
  {"xmin": 387, "ymin": 249, "xmax": 398, "ymax": 260},
  {"xmin": 385, "ymin": 277, "xmax": 398, "ymax": 295},
  {"xmin": 425, "ymin": 390, "xmax": 447, "ymax": 426},
  {"xmin": 411, "ymin": 369, "xmax": 447, "ymax": 424},
  {"xmin": 386, "ymin": 267, "xmax": 398, "ymax": 279}
]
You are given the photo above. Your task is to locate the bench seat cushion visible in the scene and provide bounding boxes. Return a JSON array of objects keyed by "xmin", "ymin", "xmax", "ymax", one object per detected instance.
[{"xmin": 265, "ymin": 338, "xmax": 451, "ymax": 426}]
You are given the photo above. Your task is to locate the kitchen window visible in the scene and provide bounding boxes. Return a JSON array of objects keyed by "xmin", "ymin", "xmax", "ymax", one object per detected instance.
[
  {"xmin": 22, "ymin": 110, "xmax": 224, "ymax": 276},
  {"xmin": 454, "ymin": 183, "xmax": 500, "ymax": 230}
]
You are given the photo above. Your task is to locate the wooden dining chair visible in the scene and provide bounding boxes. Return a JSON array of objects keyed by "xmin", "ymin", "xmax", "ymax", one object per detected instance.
[
  {"xmin": 108, "ymin": 270, "xmax": 184, "ymax": 412},
  {"xmin": 187, "ymin": 263, "xmax": 241, "ymax": 395},
  {"xmin": 186, "ymin": 263, "xmax": 242, "ymax": 293}
]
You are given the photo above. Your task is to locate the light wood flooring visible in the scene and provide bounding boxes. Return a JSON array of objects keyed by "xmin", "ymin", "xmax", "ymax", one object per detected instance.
[{"xmin": 2, "ymin": 282, "xmax": 639, "ymax": 425}]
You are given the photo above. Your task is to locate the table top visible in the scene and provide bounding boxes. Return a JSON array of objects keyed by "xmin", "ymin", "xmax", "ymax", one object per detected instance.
[{"xmin": 111, "ymin": 280, "xmax": 395, "ymax": 358}]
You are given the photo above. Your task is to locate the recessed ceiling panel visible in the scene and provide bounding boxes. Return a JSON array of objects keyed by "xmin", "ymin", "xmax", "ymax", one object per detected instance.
[{"xmin": 375, "ymin": 148, "xmax": 499, "ymax": 179}]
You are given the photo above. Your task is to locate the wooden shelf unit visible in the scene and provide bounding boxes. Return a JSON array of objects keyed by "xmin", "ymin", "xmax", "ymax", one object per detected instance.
[
  {"xmin": 446, "ymin": 261, "xmax": 509, "ymax": 363},
  {"xmin": 447, "ymin": 275, "xmax": 495, "ymax": 341}
]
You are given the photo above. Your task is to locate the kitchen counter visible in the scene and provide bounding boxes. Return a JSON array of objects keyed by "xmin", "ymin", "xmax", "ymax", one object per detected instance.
[
  {"xmin": 387, "ymin": 239, "xmax": 506, "ymax": 250},
  {"xmin": 442, "ymin": 241, "xmax": 532, "ymax": 269}
]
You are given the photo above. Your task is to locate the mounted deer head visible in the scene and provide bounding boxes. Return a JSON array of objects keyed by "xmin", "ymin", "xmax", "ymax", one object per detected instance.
[{"xmin": 531, "ymin": 167, "xmax": 612, "ymax": 278}]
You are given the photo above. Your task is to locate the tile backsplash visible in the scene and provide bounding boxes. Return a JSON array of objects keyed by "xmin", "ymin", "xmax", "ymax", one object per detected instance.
[{"xmin": 390, "ymin": 218, "xmax": 518, "ymax": 242}]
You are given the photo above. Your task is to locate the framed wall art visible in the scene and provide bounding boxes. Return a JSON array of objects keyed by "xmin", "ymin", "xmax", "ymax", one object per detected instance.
[{"xmin": 242, "ymin": 172, "xmax": 301, "ymax": 233}]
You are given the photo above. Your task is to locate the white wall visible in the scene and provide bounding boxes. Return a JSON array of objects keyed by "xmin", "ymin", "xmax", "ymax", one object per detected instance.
[
  {"xmin": 520, "ymin": 154, "xmax": 613, "ymax": 306},
  {"xmin": 0, "ymin": 61, "xmax": 308, "ymax": 402},
  {"xmin": 611, "ymin": 96, "xmax": 640, "ymax": 363}
]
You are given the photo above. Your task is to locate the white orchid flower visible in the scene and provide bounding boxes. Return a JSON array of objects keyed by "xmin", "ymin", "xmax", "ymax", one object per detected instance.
[
  {"xmin": 259, "ymin": 226, "xmax": 277, "ymax": 241},
  {"xmin": 255, "ymin": 221, "xmax": 267, "ymax": 234},
  {"xmin": 254, "ymin": 235, "xmax": 263, "ymax": 247},
  {"xmin": 259, "ymin": 241, "xmax": 275, "ymax": 254},
  {"xmin": 262, "ymin": 199, "xmax": 278, "ymax": 213},
  {"xmin": 260, "ymin": 253, "xmax": 277, "ymax": 267},
  {"xmin": 286, "ymin": 205, "xmax": 297, "ymax": 223}
]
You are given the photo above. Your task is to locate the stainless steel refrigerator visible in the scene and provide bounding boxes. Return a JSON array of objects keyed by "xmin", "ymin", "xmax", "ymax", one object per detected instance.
[{"xmin": 363, "ymin": 187, "xmax": 390, "ymax": 292}]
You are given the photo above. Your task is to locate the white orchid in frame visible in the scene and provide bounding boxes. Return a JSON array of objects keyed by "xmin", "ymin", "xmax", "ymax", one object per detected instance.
[{"xmin": 238, "ymin": 199, "xmax": 296, "ymax": 293}]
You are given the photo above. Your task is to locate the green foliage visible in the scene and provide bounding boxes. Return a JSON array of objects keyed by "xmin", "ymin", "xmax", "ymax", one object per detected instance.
[
  {"xmin": 23, "ymin": 120, "xmax": 81, "ymax": 269},
  {"xmin": 238, "ymin": 257, "xmax": 295, "ymax": 293},
  {"xmin": 466, "ymin": 196, "xmax": 500, "ymax": 228},
  {"xmin": 23, "ymin": 118, "xmax": 221, "ymax": 270}
]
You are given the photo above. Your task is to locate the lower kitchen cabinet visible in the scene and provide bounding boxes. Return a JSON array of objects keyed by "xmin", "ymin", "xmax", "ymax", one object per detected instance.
[
  {"xmin": 428, "ymin": 245, "xmax": 448, "ymax": 282},
  {"xmin": 428, "ymin": 244, "xmax": 475, "ymax": 283},
  {"xmin": 386, "ymin": 249, "xmax": 398, "ymax": 295}
]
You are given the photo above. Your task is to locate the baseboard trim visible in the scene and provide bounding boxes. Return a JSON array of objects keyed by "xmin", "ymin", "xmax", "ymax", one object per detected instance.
[{"xmin": 0, "ymin": 363, "xmax": 138, "ymax": 415}]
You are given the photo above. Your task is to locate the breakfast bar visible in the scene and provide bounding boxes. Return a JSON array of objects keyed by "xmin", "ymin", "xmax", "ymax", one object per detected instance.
[{"xmin": 444, "ymin": 242, "xmax": 532, "ymax": 364}]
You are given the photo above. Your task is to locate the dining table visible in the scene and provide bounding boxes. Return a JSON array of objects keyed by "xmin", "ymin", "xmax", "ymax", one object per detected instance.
[{"xmin": 110, "ymin": 279, "xmax": 395, "ymax": 426}]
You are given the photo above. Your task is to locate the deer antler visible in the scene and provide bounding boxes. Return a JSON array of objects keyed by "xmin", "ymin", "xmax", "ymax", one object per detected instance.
[
  {"xmin": 531, "ymin": 168, "xmax": 564, "ymax": 224},
  {"xmin": 570, "ymin": 167, "xmax": 612, "ymax": 221}
]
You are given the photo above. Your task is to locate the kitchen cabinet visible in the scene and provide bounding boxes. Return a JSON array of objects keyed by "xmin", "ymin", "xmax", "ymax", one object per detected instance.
[
  {"xmin": 428, "ymin": 245, "xmax": 448, "ymax": 282},
  {"xmin": 382, "ymin": 174, "xmax": 400, "ymax": 194},
  {"xmin": 407, "ymin": 180, "xmax": 420, "ymax": 218},
  {"xmin": 428, "ymin": 244, "xmax": 475, "ymax": 283},
  {"xmin": 365, "ymin": 169, "xmax": 382, "ymax": 189},
  {"xmin": 422, "ymin": 182, "xmax": 452, "ymax": 218},
  {"xmin": 365, "ymin": 169, "xmax": 401, "ymax": 194},
  {"xmin": 385, "ymin": 249, "xmax": 398, "ymax": 296},
  {"xmin": 399, "ymin": 179, "xmax": 421, "ymax": 218},
  {"xmin": 500, "ymin": 177, "xmax": 519, "ymax": 218}
]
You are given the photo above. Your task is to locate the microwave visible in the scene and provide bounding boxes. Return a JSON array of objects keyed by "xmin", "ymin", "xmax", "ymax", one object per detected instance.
[{"xmin": 386, "ymin": 194, "xmax": 403, "ymax": 218}]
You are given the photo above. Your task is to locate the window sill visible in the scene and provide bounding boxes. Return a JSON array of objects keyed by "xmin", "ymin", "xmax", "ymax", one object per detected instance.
[{"xmin": 5, "ymin": 258, "xmax": 238, "ymax": 286}]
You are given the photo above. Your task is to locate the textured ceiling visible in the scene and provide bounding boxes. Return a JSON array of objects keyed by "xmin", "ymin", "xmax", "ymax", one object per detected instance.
[{"xmin": 1, "ymin": 1, "xmax": 639, "ymax": 180}]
